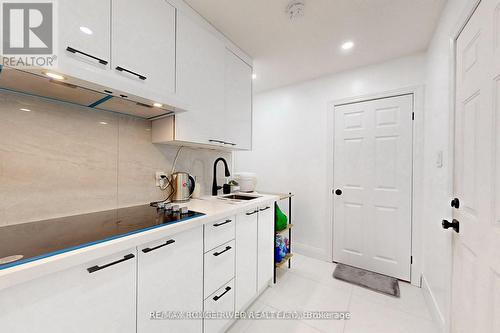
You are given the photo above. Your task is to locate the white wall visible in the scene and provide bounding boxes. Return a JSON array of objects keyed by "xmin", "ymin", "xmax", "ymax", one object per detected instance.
[
  {"xmin": 421, "ymin": 0, "xmax": 474, "ymax": 331},
  {"xmin": 235, "ymin": 53, "xmax": 426, "ymax": 259}
]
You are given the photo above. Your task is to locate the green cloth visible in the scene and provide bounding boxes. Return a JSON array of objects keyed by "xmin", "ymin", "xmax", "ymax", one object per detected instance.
[{"xmin": 275, "ymin": 204, "xmax": 288, "ymax": 231}]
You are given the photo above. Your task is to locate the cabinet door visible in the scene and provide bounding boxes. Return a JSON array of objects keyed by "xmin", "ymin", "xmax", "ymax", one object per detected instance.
[
  {"xmin": 0, "ymin": 249, "xmax": 137, "ymax": 333},
  {"xmin": 235, "ymin": 209, "xmax": 258, "ymax": 311},
  {"xmin": 112, "ymin": 0, "xmax": 176, "ymax": 98},
  {"xmin": 137, "ymin": 226, "xmax": 203, "ymax": 333},
  {"xmin": 258, "ymin": 205, "xmax": 274, "ymax": 291},
  {"xmin": 58, "ymin": 0, "xmax": 111, "ymax": 73},
  {"xmin": 225, "ymin": 49, "xmax": 253, "ymax": 150},
  {"xmin": 175, "ymin": 11, "xmax": 226, "ymax": 146}
]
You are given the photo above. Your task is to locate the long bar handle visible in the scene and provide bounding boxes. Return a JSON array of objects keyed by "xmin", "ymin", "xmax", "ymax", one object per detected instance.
[
  {"xmin": 213, "ymin": 286, "xmax": 231, "ymax": 301},
  {"xmin": 142, "ymin": 239, "xmax": 176, "ymax": 253},
  {"xmin": 213, "ymin": 219, "xmax": 232, "ymax": 227},
  {"xmin": 87, "ymin": 254, "xmax": 135, "ymax": 273},
  {"xmin": 213, "ymin": 246, "xmax": 232, "ymax": 257},
  {"xmin": 115, "ymin": 66, "xmax": 147, "ymax": 80},
  {"xmin": 66, "ymin": 46, "xmax": 108, "ymax": 65}
]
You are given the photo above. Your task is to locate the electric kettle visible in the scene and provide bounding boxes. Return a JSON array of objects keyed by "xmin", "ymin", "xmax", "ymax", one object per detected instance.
[{"xmin": 171, "ymin": 172, "xmax": 195, "ymax": 203}]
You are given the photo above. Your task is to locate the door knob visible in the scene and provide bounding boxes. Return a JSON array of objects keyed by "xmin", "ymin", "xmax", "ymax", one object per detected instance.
[
  {"xmin": 451, "ymin": 198, "xmax": 460, "ymax": 209},
  {"xmin": 442, "ymin": 219, "xmax": 459, "ymax": 233},
  {"xmin": 335, "ymin": 189, "xmax": 342, "ymax": 196}
]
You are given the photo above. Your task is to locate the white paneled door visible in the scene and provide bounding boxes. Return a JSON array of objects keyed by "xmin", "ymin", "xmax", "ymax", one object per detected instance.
[
  {"xmin": 451, "ymin": 0, "xmax": 500, "ymax": 332},
  {"xmin": 333, "ymin": 94, "xmax": 413, "ymax": 281}
]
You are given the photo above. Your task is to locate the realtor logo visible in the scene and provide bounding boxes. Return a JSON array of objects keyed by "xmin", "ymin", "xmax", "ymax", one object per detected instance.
[{"xmin": 2, "ymin": 2, "xmax": 53, "ymax": 54}]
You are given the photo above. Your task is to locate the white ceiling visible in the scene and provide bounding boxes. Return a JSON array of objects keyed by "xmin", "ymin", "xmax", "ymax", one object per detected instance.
[{"xmin": 184, "ymin": 0, "xmax": 447, "ymax": 92}]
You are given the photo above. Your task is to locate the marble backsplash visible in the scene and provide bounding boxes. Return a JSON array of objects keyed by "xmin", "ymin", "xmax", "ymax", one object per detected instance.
[{"xmin": 0, "ymin": 90, "xmax": 232, "ymax": 226}]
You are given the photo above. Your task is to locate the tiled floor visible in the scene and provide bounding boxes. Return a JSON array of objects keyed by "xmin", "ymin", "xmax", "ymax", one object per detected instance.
[{"xmin": 227, "ymin": 254, "xmax": 438, "ymax": 333}]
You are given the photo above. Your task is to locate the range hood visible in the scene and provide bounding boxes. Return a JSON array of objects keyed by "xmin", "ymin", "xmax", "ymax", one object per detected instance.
[{"xmin": 0, "ymin": 66, "xmax": 184, "ymax": 119}]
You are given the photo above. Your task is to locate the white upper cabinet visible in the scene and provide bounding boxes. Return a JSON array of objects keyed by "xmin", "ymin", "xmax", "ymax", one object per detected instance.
[
  {"xmin": 174, "ymin": 10, "xmax": 226, "ymax": 145},
  {"xmin": 224, "ymin": 49, "xmax": 253, "ymax": 150},
  {"xmin": 112, "ymin": 0, "xmax": 176, "ymax": 101},
  {"xmin": 151, "ymin": 37, "xmax": 253, "ymax": 150},
  {"xmin": 57, "ymin": 0, "xmax": 111, "ymax": 75}
]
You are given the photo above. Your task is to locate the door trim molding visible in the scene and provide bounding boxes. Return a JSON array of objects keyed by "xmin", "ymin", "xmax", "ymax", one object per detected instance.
[{"xmin": 326, "ymin": 85, "xmax": 425, "ymax": 286}]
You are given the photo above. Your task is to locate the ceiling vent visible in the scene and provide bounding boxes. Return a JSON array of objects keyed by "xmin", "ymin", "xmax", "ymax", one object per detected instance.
[{"xmin": 286, "ymin": 1, "xmax": 305, "ymax": 20}]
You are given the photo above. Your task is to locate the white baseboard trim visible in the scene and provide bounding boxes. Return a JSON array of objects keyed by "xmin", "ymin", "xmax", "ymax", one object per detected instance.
[
  {"xmin": 421, "ymin": 274, "xmax": 446, "ymax": 332},
  {"xmin": 293, "ymin": 242, "xmax": 329, "ymax": 262}
]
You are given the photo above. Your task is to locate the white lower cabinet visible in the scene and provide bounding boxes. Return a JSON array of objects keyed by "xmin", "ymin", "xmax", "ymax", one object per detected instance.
[
  {"xmin": 137, "ymin": 226, "xmax": 203, "ymax": 333},
  {"xmin": 257, "ymin": 205, "xmax": 274, "ymax": 292},
  {"xmin": 235, "ymin": 209, "xmax": 259, "ymax": 311},
  {"xmin": 0, "ymin": 248, "xmax": 137, "ymax": 333},
  {"xmin": 204, "ymin": 279, "xmax": 235, "ymax": 333},
  {"xmin": 204, "ymin": 240, "xmax": 236, "ymax": 298},
  {"xmin": 0, "ymin": 202, "xmax": 276, "ymax": 333}
]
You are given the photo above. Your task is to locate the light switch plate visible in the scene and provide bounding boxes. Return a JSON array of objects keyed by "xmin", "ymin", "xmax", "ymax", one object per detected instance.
[{"xmin": 436, "ymin": 151, "xmax": 443, "ymax": 168}]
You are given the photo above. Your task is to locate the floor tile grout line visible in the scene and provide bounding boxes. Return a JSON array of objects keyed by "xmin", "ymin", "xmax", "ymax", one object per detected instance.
[
  {"xmin": 342, "ymin": 287, "xmax": 354, "ymax": 333},
  {"xmin": 349, "ymin": 292, "xmax": 435, "ymax": 322}
]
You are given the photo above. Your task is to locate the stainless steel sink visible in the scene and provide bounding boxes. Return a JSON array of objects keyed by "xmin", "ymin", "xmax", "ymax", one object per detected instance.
[{"xmin": 221, "ymin": 194, "xmax": 260, "ymax": 201}]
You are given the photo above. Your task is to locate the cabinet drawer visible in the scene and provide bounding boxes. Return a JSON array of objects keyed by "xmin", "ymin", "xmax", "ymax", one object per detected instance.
[
  {"xmin": 204, "ymin": 240, "xmax": 235, "ymax": 298},
  {"xmin": 204, "ymin": 279, "xmax": 235, "ymax": 333},
  {"xmin": 204, "ymin": 216, "xmax": 235, "ymax": 252}
]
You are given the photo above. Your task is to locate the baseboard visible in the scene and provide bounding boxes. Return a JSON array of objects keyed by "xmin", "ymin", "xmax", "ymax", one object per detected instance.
[
  {"xmin": 421, "ymin": 274, "xmax": 447, "ymax": 332},
  {"xmin": 293, "ymin": 242, "xmax": 329, "ymax": 261}
]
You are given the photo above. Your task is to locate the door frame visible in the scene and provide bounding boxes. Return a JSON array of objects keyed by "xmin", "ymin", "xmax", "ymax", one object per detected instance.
[{"xmin": 327, "ymin": 86, "xmax": 424, "ymax": 286}]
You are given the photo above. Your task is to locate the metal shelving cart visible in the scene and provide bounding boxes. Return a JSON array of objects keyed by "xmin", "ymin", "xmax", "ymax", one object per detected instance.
[{"xmin": 273, "ymin": 192, "xmax": 294, "ymax": 283}]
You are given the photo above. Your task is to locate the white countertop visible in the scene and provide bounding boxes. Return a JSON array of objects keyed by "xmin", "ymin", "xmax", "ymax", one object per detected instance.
[{"xmin": 0, "ymin": 193, "xmax": 278, "ymax": 291}]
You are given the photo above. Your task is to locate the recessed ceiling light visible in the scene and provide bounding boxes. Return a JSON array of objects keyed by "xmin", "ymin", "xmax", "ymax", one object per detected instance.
[
  {"xmin": 341, "ymin": 41, "xmax": 355, "ymax": 51},
  {"xmin": 19, "ymin": 108, "xmax": 31, "ymax": 112},
  {"xmin": 153, "ymin": 102, "xmax": 163, "ymax": 108},
  {"xmin": 252, "ymin": 73, "xmax": 257, "ymax": 80},
  {"xmin": 79, "ymin": 26, "xmax": 93, "ymax": 35},
  {"xmin": 99, "ymin": 121, "xmax": 108, "ymax": 125},
  {"xmin": 45, "ymin": 72, "xmax": 65, "ymax": 80}
]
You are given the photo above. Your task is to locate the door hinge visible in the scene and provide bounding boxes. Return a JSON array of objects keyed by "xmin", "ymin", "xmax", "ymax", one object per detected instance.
[
  {"xmin": 412, "ymin": 112, "xmax": 415, "ymax": 120},
  {"xmin": 410, "ymin": 256, "xmax": 413, "ymax": 264}
]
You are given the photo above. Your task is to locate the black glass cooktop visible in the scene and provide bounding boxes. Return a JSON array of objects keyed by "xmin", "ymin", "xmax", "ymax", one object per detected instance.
[{"xmin": 0, "ymin": 205, "xmax": 204, "ymax": 270}]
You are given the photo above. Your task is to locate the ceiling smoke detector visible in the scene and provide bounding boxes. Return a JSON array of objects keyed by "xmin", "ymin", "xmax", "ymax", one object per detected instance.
[{"xmin": 286, "ymin": 1, "xmax": 305, "ymax": 20}]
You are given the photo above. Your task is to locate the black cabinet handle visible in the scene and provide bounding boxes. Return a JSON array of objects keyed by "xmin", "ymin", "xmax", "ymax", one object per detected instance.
[
  {"xmin": 213, "ymin": 220, "xmax": 232, "ymax": 227},
  {"xmin": 213, "ymin": 246, "xmax": 232, "ymax": 257},
  {"xmin": 213, "ymin": 286, "xmax": 231, "ymax": 301},
  {"xmin": 87, "ymin": 253, "xmax": 135, "ymax": 273},
  {"xmin": 142, "ymin": 239, "xmax": 175, "ymax": 253},
  {"xmin": 66, "ymin": 46, "xmax": 108, "ymax": 65},
  {"xmin": 335, "ymin": 189, "xmax": 343, "ymax": 196},
  {"xmin": 246, "ymin": 210, "xmax": 258, "ymax": 216},
  {"xmin": 260, "ymin": 206, "xmax": 271, "ymax": 212},
  {"xmin": 209, "ymin": 140, "xmax": 236, "ymax": 146},
  {"xmin": 115, "ymin": 66, "xmax": 147, "ymax": 80},
  {"xmin": 451, "ymin": 198, "xmax": 460, "ymax": 209}
]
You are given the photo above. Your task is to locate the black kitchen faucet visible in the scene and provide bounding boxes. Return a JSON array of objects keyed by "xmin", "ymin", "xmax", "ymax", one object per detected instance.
[{"xmin": 212, "ymin": 157, "xmax": 230, "ymax": 196}]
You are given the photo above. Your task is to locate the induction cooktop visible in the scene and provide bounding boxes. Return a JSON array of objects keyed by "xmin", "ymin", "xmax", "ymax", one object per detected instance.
[{"xmin": 0, "ymin": 205, "xmax": 205, "ymax": 270}]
